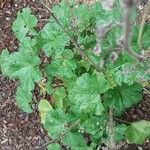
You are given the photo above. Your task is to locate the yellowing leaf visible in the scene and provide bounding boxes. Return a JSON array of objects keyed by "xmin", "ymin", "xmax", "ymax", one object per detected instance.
[{"xmin": 38, "ymin": 99, "xmax": 53, "ymax": 124}]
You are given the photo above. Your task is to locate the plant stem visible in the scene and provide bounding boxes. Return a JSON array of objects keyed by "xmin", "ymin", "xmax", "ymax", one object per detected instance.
[
  {"xmin": 38, "ymin": 0, "xmax": 103, "ymax": 72},
  {"xmin": 107, "ymin": 107, "xmax": 115, "ymax": 150},
  {"xmin": 34, "ymin": 119, "xmax": 80, "ymax": 150},
  {"xmin": 118, "ymin": 0, "xmax": 144, "ymax": 61}
]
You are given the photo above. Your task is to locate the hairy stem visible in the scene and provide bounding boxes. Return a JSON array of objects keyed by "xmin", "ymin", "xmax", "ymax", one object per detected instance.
[
  {"xmin": 107, "ymin": 107, "xmax": 115, "ymax": 150},
  {"xmin": 38, "ymin": 0, "xmax": 103, "ymax": 72},
  {"xmin": 34, "ymin": 119, "xmax": 80, "ymax": 150}
]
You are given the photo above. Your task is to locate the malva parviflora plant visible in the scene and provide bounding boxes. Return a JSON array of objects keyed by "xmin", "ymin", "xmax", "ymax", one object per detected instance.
[{"xmin": 0, "ymin": 0, "xmax": 150, "ymax": 149}]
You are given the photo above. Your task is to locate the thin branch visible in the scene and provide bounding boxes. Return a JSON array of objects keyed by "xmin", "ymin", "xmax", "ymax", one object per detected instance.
[
  {"xmin": 34, "ymin": 119, "xmax": 80, "ymax": 150},
  {"xmin": 37, "ymin": 0, "xmax": 103, "ymax": 72},
  {"xmin": 138, "ymin": 0, "xmax": 150, "ymax": 49},
  {"xmin": 107, "ymin": 107, "xmax": 115, "ymax": 150}
]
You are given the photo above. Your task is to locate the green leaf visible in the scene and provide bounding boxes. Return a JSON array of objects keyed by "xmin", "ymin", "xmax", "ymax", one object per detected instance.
[
  {"xmin": 44, "ymin": 109, "xmax": 67, "ymax": 138},
  {"xmin": 92, "ymin": 0, "xmax": 121, "ymax": 24},
  {"xmin": 104, "ymin": 69, "xmax": 117, "ymax": 88},
  {"xmin": 19, "ymin": 37, "xmax": 39, "ymax": 53},
  {"xmin": 16, "ymin": 86, "xmax": 32, "ymax": 113},
  {"xmin": 45, "ymin": 78, "xmax": 53, "ymax": 95},
  {"xmin": 52, "ymin": 87, "xmax": 66, "ymax": 109},
  {"xmin": 47, "ymin": 143, "xmax": 60, "ymax": 150},
  {"xmin": 125, "ymin": 120, "xmax": 150, "ymax": 144},
  {"xmin": 45, "ymin": 57, "xmax": 77, "ymax": 79},
  {"xmin": 142, "ymin": 24, "xmax": 150, "ymax": 49},
  {"xmin": 74, "ymin": 4, "xmax": 91, "ymax": 32},
  {"xmin": 38, "ymin": 99, "xmax": 53, "ymax": 124},
  {"xmin": 110, "ymin": 62, "xmax": 150, "ymax": 86},
  {"xmin": 101, "ymin": 26, "xmax": 121, "ymax": 51},
  {"xmin": 96, "ymin": 72, "xmax": 110, "ymax": 93},
  {"xmin": 63, "ymin": 132, "xmax": 89, "ymax": 150},
  {"xmin": 41, "ymin": 20, "xmax": 70, "ymax": 57},
  {"xmin": 77, "ymin": 35, "xmax": 95, "ymax": 50},
  {"xmin": 52, "ymin": 0, "xmax": 72, "ymax": 28},
  {"xmin": 63, "ymin": 76, "xmax": 77, "ymax": 91},
  {"xmin": 75, "ymin": 59, "xmax": 91, "ymax": 77},
  {"xmin": 103, "ymin": 83, "xmax": 142, "ymax": 116},
  {"xmin": 132, "ymin": 24, "xmax": 150, "ymax": 50},
  {"xmin": 81, "ymin": 114, "xmax": 106, "ymax": 139},
  {"xmin": 114, "ymin": 124, "xmax": 126, "ymax": 142},
  {"xmin": 86, "ymin": 50, "xmax": 100, "ymax": 66},
  {"xmin": 69, "ymin": 73, "xmax": 109, "ymax": 115},
  {"xmin": 62, "ymin": 49, "xmax": 74, "ymax": 59},
  {"xmin": 0, "ymin": 49, "xmax": 41, "ymax": 91},
  {"xmin": 12, "ymin": 8, "xmax": 37, "ymax": 42},
  {"xmin": 105, "ymin": 123, "xmax": 126, "ymax": 144},
  {"xmin": 0, "ymin": 49, "xmax": 41, "ymax": 113}
]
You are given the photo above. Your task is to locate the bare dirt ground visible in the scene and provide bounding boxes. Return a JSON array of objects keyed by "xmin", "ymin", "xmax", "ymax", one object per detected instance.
[{"xmin": 0, "ymin": 0, "xmax": 150, "ymax": 149}]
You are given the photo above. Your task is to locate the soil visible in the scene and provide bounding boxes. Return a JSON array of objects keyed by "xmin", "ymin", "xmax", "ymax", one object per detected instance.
[
  {"xmin": 0, "ymin": 0, "xmax": 150, "ymax": 150},
  {"xmin": 0, "ymin": 0, "xmax": 53, "ymax": 149}
]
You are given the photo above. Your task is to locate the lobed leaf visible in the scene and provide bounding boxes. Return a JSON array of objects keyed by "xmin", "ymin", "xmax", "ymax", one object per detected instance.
[
  {"xmin": 0, "ymin": 49, "xmax": 41, "ymax": 112},
  {"xmin": 62, "ymin": 132, "xmax": 90, "ymax": 150},
  {"xmin": 69, "ymin": 73, "xmax": 109, "ymax": 115},
  {"xmin": 44, "ymin": 109, "xmax": 67, "ymax": 138},
  {"xmin": 45, "ymin": 57, "xmax": 77, "ymax": 79},
  {"xmin": 103, "ymin": 83, "xmax": 142, "ymax": 116},
  {"xmin": 12, "ymin": 8, "xmax": 37, "ymax": 42},
  {"xmin": 0, "ymin": 49, "xmax": 41, "ymax": 91},
  {"xmin": 41, "ymin": 20, "xmax": 70, "ymax": 57},
  {"xmin": 16, "ymin": 86, "xmax": 33, "ymax": 113}
]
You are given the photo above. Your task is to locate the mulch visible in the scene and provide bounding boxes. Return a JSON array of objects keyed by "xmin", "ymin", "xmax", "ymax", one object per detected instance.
[
  {"xmin": 0, "ymin": 76, "xmax": 50, "ymax": 150},
  {"xmin": 0, "ymin": 0, "xmax": 52, "ymax": 149},
  {"xmin": 0, "ymin": 0, "xmax": 150, "ymax": 150}
]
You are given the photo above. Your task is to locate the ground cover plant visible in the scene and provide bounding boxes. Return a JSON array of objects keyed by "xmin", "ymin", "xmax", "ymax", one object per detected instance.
[{"xmin": 0, "ymin": 0, "xmax": 150, "ymax": 149}]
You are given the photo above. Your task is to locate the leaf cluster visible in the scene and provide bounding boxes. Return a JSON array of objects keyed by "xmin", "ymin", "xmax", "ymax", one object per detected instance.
[{"xmin": 0, "ymin": 0, "xmax": 150, "ymax": 149}]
